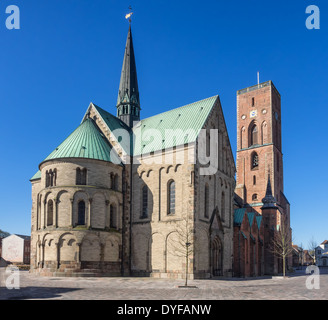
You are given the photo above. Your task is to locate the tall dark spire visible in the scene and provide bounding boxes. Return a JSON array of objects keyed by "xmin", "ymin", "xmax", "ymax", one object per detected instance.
[
  {"xmin": 261, "ymin": 173, "xmax": 277, "ymax": 209},
  {"xmin": 116, "ymin": 25, "xmax": 140, "ymax": 127}
]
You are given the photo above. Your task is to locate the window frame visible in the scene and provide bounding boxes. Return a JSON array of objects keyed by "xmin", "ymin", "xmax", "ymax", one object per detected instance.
[{"xmin": 167, "ymin": 180, "xmax": 176, "ymax": 215}]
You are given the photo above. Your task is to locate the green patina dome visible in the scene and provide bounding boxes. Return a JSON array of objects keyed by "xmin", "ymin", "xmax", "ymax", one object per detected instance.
[{"xmin": 42, "ymin": 118, "xmax": 115, "ymax": 164}]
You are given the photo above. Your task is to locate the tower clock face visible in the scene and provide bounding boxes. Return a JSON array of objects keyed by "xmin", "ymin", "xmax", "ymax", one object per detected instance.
[{"xmin": 250, "ymin": 110, "xmax": 257, "ymax": 118}]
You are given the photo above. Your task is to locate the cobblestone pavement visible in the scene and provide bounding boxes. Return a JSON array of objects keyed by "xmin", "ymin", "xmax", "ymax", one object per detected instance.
[{"xmin": 0, "ymin": 268, "xmax": 327, "ymax": 300}]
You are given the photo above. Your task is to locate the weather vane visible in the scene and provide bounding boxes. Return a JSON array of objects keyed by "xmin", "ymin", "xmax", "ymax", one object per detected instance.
[{"xmin": 125, "ymin": 6, "xmax": 133, "ymax": 24}]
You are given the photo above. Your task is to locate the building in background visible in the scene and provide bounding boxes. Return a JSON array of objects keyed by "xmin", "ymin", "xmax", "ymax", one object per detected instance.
[
  {"xmin": 315, "ymin": 241, "xmax": 328, "ymax": 266},
  {"xmin": 303, "ymin": 250, "xmax": 314, "ymax": 266},
  {"xmin": 2, "ymin": 234, "xmax": 30, "ymax": 265},
  {"xmin": 234, "ymin": 81, "xmax": 291, "ymax": 276}
]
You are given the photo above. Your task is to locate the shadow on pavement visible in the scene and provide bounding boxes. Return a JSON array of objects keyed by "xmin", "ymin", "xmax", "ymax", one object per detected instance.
[
  {"xmin": 0, "ymin": 286, "xmax": 81, "ymax": 300},
  {"xmin": 209, "ymin": 276, "xmax": 274, "ymax": 281}
]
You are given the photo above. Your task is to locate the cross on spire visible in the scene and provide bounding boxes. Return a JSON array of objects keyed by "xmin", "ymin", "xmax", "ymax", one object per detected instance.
[{"xmin": 125, "ymin": 6, "xmax": 133, "ymax": 24}]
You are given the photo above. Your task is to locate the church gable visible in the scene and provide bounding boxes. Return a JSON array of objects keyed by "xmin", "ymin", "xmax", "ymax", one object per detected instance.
[
  {"xmin": 210, "ymin": 207, "xmax": 223, "ymax": 231},
  {"xmin": 82, "ymin": 103, "xmax": 131, "ymax": 162},
  {"xmin": 199, "ymin": 96, "xmax": 236, "ymax": 177}
]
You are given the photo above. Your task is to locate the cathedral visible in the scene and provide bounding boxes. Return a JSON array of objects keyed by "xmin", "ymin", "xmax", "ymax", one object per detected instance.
[{"xmin": 30, "ymin": 25, "xmax": 290, "ymax": 278}]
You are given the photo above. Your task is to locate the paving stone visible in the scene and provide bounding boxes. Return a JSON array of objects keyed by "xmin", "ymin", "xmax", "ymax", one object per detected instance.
[{"xmin": 0, "ymin": 268, "xmax": 327, "ymax": 300}]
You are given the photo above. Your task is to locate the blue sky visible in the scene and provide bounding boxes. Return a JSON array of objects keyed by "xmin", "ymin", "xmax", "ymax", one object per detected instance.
[{"xmin": 0, "ymin": 0, "xmax": 327, "ymax": 249}]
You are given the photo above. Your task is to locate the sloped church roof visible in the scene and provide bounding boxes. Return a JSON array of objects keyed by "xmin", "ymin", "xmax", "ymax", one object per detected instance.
[
  {"xmin": 42, "ymin": 117, "xmax": 115, "ymax": 163},
  {"xmin": 32, "ymin": 118, "xmax": 117, "ymax": 177},
  {"xmin": 132, "ymin": 95, "xmax": 218, "ymax": 156},
  {"xmin": 30, "ymin": 25, "xmax": 233, "ymax": 181}
]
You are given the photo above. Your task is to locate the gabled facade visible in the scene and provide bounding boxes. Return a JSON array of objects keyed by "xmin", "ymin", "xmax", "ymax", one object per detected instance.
[
  {"xmin": 315, "ymin": 241, "xmax": 328, "ymax": 267},
  {"xmin": 2, "ymin": 234, "xmax": 30, "ymax": 264},
  {"xmin": 233, "ymin": 208, "xmax": 264, "ymax": 277}
]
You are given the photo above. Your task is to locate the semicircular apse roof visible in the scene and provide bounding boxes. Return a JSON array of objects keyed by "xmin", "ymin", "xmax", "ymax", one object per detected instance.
[{"xmin": 41, "ymin": 118, "xmax": 117, "ymax": 164}]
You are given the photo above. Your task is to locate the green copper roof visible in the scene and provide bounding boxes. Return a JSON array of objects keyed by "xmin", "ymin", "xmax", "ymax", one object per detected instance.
[
  {"xmin": 234, "ymin": 208, "xmax": 246, "ymax": 226},
  {"xmin": 91, "ymin": 104, "xmax": 132, "ymax": 155},
  {"xmin": 256, "ymin": 216, "xmax": 262, "ymax": 230},
  {"xmin": 41, "ymin": 118, "xmax": 115, "ymax": 164},
  {"xmin": 132, "ymin": 96, "xmax": 218, "ymax": 156},
  {"xmin": 30, "ymin": 170, "xmax": 41, "ymax": 181},
  {"xmin": 247, "ymin": 211, "xmax": 255, "ymax": 227}
]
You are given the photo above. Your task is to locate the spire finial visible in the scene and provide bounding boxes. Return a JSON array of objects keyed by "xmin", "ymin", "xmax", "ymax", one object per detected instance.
[
  {"xmin": 125, "ymin": 6, "xmax": 133, "ymax": 24},
  {"xmin": 117, "ymin": 11, "xmax": 140, "ymax": 127}
]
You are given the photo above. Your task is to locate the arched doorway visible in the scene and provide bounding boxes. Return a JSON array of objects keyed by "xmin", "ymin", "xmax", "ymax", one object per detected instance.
[{"xmin": 212, "ymin": 237, "xmax": 222, "ymax": 276}]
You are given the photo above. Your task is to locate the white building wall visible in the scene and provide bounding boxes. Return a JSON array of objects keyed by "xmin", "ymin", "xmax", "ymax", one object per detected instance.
[{"xmin": 2, "ymin": 235, "xmax": 24, "ymax": 263}]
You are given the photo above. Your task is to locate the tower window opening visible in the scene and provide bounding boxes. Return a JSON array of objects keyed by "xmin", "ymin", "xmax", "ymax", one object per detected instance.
[
  {"xmin": 251, "ymin": 125, "xmax": 258, "ymax": 146},
  {"xmin": 251, "ymin": 152, "xmax": 259, "ymax": 170}
]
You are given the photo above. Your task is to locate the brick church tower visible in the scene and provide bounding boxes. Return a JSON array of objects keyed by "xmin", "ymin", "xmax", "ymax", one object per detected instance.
[
  {"xmin": 234, "ymin": 80, "xmax": 291, "ymax": 275},
  {"xmin": 235, "ymin": 81, "xmax": 288, "ymax": 215}
]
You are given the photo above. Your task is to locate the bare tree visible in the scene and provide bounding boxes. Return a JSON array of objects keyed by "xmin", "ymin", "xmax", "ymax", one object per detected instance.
[
  {"xmin": 168, "ymin": 214, "xmax": 194, "ymax": 287},
  {"xmin": 270, "ymin": 214, "xmax": 293, "ymax": 277},
  {"xmin": 308, "ymin": 236, "xmax": 317, "ymax": 265}
]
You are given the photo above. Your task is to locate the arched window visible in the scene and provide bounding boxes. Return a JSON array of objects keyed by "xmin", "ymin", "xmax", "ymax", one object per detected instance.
[
  {"xmin": 252, "ymin": 194, "xmax": 258, "ymax": 202},
  {"xmin": 47, "ymin": 200, "xmax": 53, "ymax": 226},
  {"xmin": 76, "ymin": 168, "xmax": 81, "ymax": 185},
  {"xmin": 81, "ymin": 168, "xmax": 87, "ymax": 185},
  {"xmin": 253, "ymin": 175, "xmax": 256, "ymax": 185},
  {"xmin": 46, "ymin": 169, "xmax": 56, "ymax": 187},
  {"xmin": 114, "ymin": 174, "xmax": 119, "ymax": 191},
  {"xmin": 206, "ymin": 130, "xmax": 210, "ymax": 157},
  {"xmin": 250, "ymin": 125, "xmax": 258, "ymax": 146},
  {"xmin": 168, "ymin": 180, "xmax": 175, "ymax": 215},
  {"xmin": 204, "ymin": 184, "xmax": 209, "ymax": 218},
  {"xmin": 141, "ymin": 186, "xmax": 148, "ymax": 219},
  {"xmin": 53, "ymin": 169, "xmax": 57, "ymax": 186},
  {"xmin": 110, "ymin": 205, "xmax": 117, "ymax": 228},
  {"xmin": 77, "ymin": 201, "xmax": 85, "ymax": 225},
  {"xmin": 221, "ymin": 191, "xmax": 225, "ymax": 221},
  {"xmin": 251, "ymin": 152, "xmax": 259, "ymax": 170},
  {"xmin": 46, "ymin": 170, "xmax": 50, "ymax": 187},
  {"xmin": 49, "ymin": 170, "xmax": 54, "ymax": 187},
  {"xmin": 110, "ymin": 173, "xmax": 114, "ymax": 189},
  {"xmin": 76, "ymin": 168, "xmax": 87, "ymax": 185}
]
